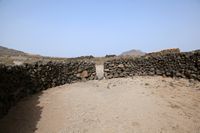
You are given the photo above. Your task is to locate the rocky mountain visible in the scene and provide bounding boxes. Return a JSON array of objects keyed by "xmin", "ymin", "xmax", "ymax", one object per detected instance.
[
  {"xmin": 120, "ymin": 49, "xmax": 145, "ymax": 56},
  {"xmin": 0, "ymin": 46, "xmax": 28, "ymax": 56}
]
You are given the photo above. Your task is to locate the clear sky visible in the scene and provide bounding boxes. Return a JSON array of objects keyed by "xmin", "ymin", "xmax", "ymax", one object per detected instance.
[{"xmin": 0, "ymin": 0, "xmax": 200, "ymax": 57}]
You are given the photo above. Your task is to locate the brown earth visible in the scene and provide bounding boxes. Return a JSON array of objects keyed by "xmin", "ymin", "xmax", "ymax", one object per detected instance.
[{"xmin": 0, "ymin": 76, "xmax": 200, "ymax": 133}]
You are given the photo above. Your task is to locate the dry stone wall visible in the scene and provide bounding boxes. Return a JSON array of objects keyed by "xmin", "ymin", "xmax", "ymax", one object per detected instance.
[
  {"xmin": 0, "ymin": 61, "xmax": 96, "ymax": 118},
  {"xmin": 104, "ymin": 50, "xmax": 200, "ymax": 80},
  {"xmin": 146, "ymin": 48, "xmax": 180, "ymax": 56}
]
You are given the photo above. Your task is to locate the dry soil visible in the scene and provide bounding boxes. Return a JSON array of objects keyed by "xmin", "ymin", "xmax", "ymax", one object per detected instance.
[{"xmin": 0, "ymin": 76, "xmax": 200, "ymax": 133}]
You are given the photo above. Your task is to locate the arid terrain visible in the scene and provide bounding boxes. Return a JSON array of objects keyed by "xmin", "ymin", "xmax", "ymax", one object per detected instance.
[
  {"xmin": 0, "ymin": 47, "xmax": 200, "ymax": 133},
  {"xmin": 0, "ymin": 71, "xmax": 200, "ymax": 133},
  {"xmin": 1, "ymin": 0, "xmax": 200, "ymax": 132},
  {"xmin": 0, "ymin": 45, "xmax": 144, "ymax": 65}
]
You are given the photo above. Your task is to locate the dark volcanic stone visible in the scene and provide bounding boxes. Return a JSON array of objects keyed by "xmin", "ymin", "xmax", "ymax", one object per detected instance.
[
  {"xmin": 0, "ymin": 61, "xmax": 96, "ymax": 118},
  {"xmin": 104, "ymin": 51, "xmax": 200, "ymax": 81}
]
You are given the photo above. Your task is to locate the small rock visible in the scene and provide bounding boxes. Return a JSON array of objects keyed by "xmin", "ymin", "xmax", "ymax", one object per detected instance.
[
  {"xmin": 118, "ymin": 64, "xmax": 124, "ymax": 68},
  {"xmin": 80, "ymin": 70, "xmax": 89, "ymax": 78}
]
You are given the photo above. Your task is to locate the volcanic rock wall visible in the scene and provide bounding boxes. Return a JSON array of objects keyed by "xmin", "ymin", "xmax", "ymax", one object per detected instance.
[
  {"xmin": 104, "ymin": 50, "xmax": 200, "ymax": 80},
  {"xmin": 0, "ymin": 61, "xmax": 96, "ymax": 118},
  {"xmin": 146, "ymin": 48, "xmax": 180, "ymax": 56}
]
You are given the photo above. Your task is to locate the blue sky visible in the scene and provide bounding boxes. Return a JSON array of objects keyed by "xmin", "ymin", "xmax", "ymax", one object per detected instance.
[{"xmin": 0, "ymin": 0, "xmax": 200, "ymax": 57}]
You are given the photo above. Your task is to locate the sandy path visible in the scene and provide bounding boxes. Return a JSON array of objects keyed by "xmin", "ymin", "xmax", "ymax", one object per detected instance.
[{"xmin": 0, "ymin": 76, "xmax": 200, "ymax": 133}]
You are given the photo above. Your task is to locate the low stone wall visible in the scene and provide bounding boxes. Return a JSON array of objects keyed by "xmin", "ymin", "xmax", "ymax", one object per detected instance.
[
  {"xmin": 104, "ymin": 50, "xmax": 200, "ymax": 80},
  {"xmin": 0, "ymin": 61, "xmax": 96, "ymax": 118},
  {"xmin": 146, "ymin": 48, "xmax": 180, "ymax": 56}
]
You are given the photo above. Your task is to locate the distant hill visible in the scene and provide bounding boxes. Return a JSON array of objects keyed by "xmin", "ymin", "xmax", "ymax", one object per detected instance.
[
  {"xmin": 0, "ymin": 46, "xmax": 28, "ymax": 56},
  {"xmin": 120, "ymin": 49, "xmax": 145, "ymax": 56}
]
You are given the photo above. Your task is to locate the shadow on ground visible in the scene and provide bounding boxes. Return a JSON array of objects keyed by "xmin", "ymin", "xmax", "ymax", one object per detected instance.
[{"xmin": 0, "ymin": 92, "xmax": 43, "ymax": 133}]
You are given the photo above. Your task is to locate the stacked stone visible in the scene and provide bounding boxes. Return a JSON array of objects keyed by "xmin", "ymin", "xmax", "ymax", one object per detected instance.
[
  {"xmin": 104, "ymin": 50, "xmax": 200, "ymax": 80},
  {"xmin": 0, "ymin": 61, "xmax": 96, "ymax": 118},
  {"xmin": 146, "ymin": 48, "xmax": 180, "ymax": 56}
]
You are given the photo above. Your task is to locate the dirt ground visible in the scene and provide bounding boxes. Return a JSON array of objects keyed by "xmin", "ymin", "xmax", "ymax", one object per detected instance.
[{"xmin": 0, "ymin": 76, "xmax": 200, "ymax": 133}]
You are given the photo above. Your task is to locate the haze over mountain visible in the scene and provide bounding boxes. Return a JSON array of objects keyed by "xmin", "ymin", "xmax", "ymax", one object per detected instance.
[
  {"xmin": 1, "ymin": 45, "xmax": 146, "ymax": 57},
  {"xmin": 1, "ymin": 1, "xmax": 199, "ymax": 57},
  {"xmin": 0, "ymin": 45, "xmax": 42, "ymax": 57},
  {"xmin": 0, "ymin": 46, "xmax": 28, "ymax": 56},
  {"xmin": 120, "ymin": 49, "xmax": 146, "ymax": 56}
]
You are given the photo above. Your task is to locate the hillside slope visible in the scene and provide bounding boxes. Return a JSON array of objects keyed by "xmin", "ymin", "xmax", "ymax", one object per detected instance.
[{"xmin": 0, "ymin": 46, "xmax": 27, "ymax": 56}]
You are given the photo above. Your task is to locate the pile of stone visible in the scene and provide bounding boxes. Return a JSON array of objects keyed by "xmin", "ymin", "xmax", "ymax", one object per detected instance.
[
  {"xmin": 104, "ymin": 50, "xmax": 200, "ymax": 80},
  {"xmin": 0, "ymin": 61, "xmax": 96, "ymax": 118}
]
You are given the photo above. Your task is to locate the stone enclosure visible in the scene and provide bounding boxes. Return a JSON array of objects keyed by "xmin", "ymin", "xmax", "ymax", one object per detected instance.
[
  {"xmin": 104, "ymin": 50, "xmax": 200, "ymax": 80},
  {"xmin": 0, "ymin": 49, "xmax": 200, "ymax": 119},
  {"xmin": 0, "ymin": 61, "xmax": 96, "ymax": 118}
]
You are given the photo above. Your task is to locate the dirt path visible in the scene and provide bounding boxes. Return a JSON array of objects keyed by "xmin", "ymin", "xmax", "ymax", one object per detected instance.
[{"xmin": 0, "ymin": 76, "xmax": 200, "ymax": 133}]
